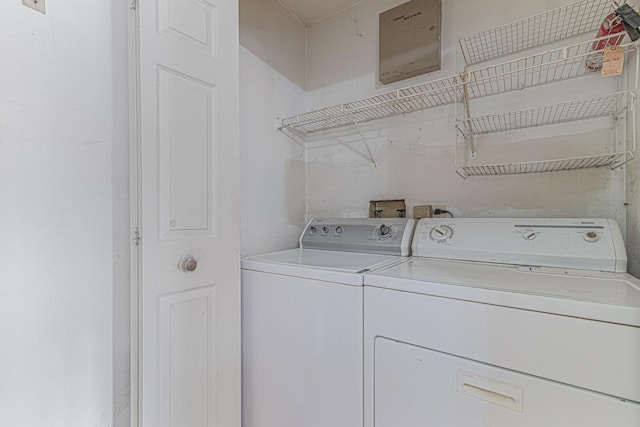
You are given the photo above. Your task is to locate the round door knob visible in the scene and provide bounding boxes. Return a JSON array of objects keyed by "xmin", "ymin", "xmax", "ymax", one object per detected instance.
[{"xmin": 181, "ymin": 257, "xmax": 198, "ymax": 272}]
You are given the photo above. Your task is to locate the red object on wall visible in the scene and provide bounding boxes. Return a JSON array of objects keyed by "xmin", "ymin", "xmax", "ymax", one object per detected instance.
[
  {"xmin": 587, "ymin": 13, "xmax": 626, "ymax": 70},
  {"xmin": 593, "ymin": 12, "xmax": 626, "ymax": 50}
]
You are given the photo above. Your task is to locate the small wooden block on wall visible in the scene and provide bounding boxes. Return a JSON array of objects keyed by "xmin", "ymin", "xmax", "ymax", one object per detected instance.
[{"xmin": 369, "ymin": 200, "xmax": 407, "ymax": 218}]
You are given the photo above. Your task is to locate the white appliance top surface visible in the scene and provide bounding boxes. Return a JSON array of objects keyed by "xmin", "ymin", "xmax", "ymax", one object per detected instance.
[
  {"xmin": 412, "ymin": 218, "xmax": 627, "ymax": 272},
  {"xmin": 368, "ymin": 257, "xmax": 640, "ymax": 326},
  {"xmin": 242, "ymin": 249, "xmax": 406, "ymax": 286},
  {"xmin": 246, "ymin": 248, "xmax": 401, "ymax": 272}
]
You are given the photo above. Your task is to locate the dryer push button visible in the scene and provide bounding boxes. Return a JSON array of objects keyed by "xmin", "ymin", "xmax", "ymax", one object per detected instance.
[{"xmin": 584, "ymin": 231, "xmax": 599, "ymax": 242}]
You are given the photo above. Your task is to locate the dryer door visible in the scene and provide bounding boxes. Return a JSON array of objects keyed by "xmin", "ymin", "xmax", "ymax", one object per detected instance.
[{"xmin": 374, "ymin": 338, "xmax": 640, "ymax": 427}]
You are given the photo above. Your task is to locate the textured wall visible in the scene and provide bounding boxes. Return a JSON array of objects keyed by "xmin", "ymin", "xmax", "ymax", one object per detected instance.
[
  {"xmin": 0, "ymin": 1, "xmax": 130, "ymax": 426},
  {"xmin": 240, "ymin": 47, "xmax": 307, "ymax": 256},
  {"xmin": 240, "ymin": 0, "xmax": 307, "ymax": 89}
]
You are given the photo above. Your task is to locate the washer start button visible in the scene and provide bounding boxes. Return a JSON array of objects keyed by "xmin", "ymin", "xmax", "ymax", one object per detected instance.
[{"xmin": 584, "ymin": 231, "xmax": 599, "ymax": 243}]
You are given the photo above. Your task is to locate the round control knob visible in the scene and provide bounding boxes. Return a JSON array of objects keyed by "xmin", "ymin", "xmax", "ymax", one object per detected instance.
[
  {"xmin": 309, "ymin": 226, "xmax": 318, "ymax": 235},
  {"xmin": 522, "ymin": 229, "xmax": 537, "ymax": 241},
  {"xmin": 584, "ymin": 231, "xmax": 599, "ymax": 242},
  {"xmin": 321, "ymin": 226, "xmax": 330, "ymax": 235},
  {"xmin": 429, "ymin": 225, "xmax": 453, "ymax": 241},
  {"xmin": 377, "ymin": 224, "xmax": 392, "ymax": 238},
  {"xmin": 181, "ymin": 257, "xmax": 198, "ymax": 272},
  {"xmin": 335, "ymin": 226, "xmax": 344, "ymax": 235}
]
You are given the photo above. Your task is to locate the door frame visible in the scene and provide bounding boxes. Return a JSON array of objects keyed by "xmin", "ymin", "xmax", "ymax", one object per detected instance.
[{"xmin": 127, "ymin": 1, "xmax": 141, "ymax": 426}]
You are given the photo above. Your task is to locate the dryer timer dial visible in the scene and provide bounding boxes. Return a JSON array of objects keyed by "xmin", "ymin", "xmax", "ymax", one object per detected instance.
[{"xmin": 430, "ymin": 225, "xmax": 453, "ymax": 241}]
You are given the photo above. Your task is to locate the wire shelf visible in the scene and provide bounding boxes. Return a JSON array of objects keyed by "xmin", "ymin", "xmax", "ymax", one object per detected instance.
[
  {"xmin": 456, "ymin": 152, "xmax": 634, "ymax": 178},
  {"xmin": 462, "ymin": 37, "xmax": 637, "ymax": 100},
  {"xmin": 279, "ymin": 37, "xmax": 638, "ymax": 139},
  {"xmin": 459, "ymin": 91, "xmax": 630, "ymax": 135},
  {"xmin": 278, "ymin": 75, "xmax": 461, "ymax": 136},
  {"xmin": 459, "ymin": 0, "xmax": 613, "ymax": 65}
]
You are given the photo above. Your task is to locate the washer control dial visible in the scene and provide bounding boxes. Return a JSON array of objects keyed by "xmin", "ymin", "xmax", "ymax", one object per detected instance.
[
  {"xmin": 321, "ymin": 226, "xmax": 330, "ymax": 235},
  {"xmin": 335, "ymin": 226, "xmax": 344, "ymax": 235},
  {"xmin": 309, "ymin": 226, "xmax": 318, "ymax": 235},
  {"xmin": 584, "ymin": 231, "xmax": 599, "ymax": 242},
  {"xmin": 430, "ymin": 225, "xmax": 453, "ymax": 241},
  {"xmin": 522, "ymin": 229, "xmax": 537, "ymax": 241},
  {"xmin": 377, "ymin": 224, "xmax": 392, "ymax": 239}
]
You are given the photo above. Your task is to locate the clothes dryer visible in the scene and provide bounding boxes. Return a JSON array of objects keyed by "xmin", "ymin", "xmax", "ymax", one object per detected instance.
[{"xmin": 364, "ymin": 218, "xmax": 640, "ymax": 427}]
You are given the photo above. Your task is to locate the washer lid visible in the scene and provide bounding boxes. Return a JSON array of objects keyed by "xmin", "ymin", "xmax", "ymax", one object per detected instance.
[
  {"xmin": 242, "ymin": 248, "xmax": 407, "ymax": 286},
  {"xmin": 367, "ymin": 257, "xmax": 640, "ymax": 326}
]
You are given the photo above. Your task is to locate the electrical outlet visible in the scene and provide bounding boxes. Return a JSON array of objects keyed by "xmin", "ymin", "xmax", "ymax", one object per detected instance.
[
  {"xmin": 23, "ymin": 0, "xmax": 45, "ymax": 14},
  {"xmin": 432, "ymin": 204, "xmax": 448, "ymax": 218},
  {"xmin": 413, "ymin": 204, "xmax": 448, "ymax": 218}
]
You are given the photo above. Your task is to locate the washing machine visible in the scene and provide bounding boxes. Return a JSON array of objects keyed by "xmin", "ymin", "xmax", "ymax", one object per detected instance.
[
  {"xmin": 242, "ymin": 217, "xmax": 415, "ymax": 427},
  {"xmin": 364, "ymin": 218, "xmax": 640, "ymax": 427}
]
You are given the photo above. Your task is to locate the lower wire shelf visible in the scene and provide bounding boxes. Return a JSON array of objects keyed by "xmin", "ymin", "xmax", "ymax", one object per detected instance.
[
  {"xmin": 458, "ymin": 91, "xmax": 631, "ymax": 136},
  {"xmin": 456, "ymin": 151, "xmax": 634, "ymax": 178}
]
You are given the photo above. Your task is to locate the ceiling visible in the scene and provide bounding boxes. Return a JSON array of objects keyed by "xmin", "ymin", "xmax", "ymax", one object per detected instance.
[{"xmin": 276, "ymin": 0, "xmax": 366, "ymax": 26}]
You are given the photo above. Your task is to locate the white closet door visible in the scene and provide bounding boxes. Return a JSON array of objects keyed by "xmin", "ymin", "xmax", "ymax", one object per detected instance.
[{"xmin": 136, "ymin": 0, "xmax": 240, "ymax": 426}]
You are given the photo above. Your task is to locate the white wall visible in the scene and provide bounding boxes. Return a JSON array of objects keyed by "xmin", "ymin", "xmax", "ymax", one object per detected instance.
[
  {"xmin": 0, "ymin": 1, "xmax": 130, "ymax": 426},
  {"xmin": 304, "ymin": 0, "xmax": 628, "ymax": 244},
  {"xmin": 306, "ymin": 0, "xmax": 577, "ymax": 90},
  {"xmin": 240, "ymin": 47, "xmax": 307, "ymax": 256},
  {"xmin": 627, "ymin": 154, "xmax": 640, "ymax": 276},
  {"xmin": 626, "ymin": 50, "xmax": 640, "ymax": 277},
  {"xmin": 239, "ymin": 0, "xmax": 308, "ymax": 256},
  {"xmin": 112, "ymin": 3, "xmax": 132, "ymax": 427},
  {"xmin": 240, "ymin": 0, "xmax": 307, "ymax": 89}
]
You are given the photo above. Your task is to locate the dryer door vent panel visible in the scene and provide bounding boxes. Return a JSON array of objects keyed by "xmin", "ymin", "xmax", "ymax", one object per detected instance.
[
  {"xmin": 379, "ymin": 0, "xmax": 441, "ymax": 84},
  {"xmin": 373, "ymin": 338, "xmax": 640, "ymax": 427}
]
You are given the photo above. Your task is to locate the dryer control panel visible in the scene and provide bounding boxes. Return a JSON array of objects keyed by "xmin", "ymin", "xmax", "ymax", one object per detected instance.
[
  {"xmin": 412, "ymin": 218, "xmax": 627, "ymax": 272},
  {"xmin": 301, "ymin": 218, "xmax": 415, "ymax": 256}
]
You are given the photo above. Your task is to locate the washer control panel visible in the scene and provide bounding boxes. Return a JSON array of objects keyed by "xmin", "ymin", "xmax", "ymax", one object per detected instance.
[
  {"xmin": 300, "ymin": 218, "xmax": 415, "ymax": 256},
  {"xmin": 412, "ymin": 218, "xmax": 627, "ymax": 272}
]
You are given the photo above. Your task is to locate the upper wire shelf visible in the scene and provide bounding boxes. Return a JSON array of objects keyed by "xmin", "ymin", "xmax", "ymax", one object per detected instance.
[
  {"xmin": 462, "ymin": 36, "xmax": 638, "ymax": 100},
  {"xmin": 280, "ymin": 37, "xmax": 639, "ymax": 139},
  {"xmin": 458, "ymin": 0, "xmax": 613, "ymax": 65},
  {"xmin": 277, "ymin": 75, "xmax": 460, "ymax": 137},
  {"xmin": 459, "ymin": 91, "xmax": 631, "ymax": 136}
]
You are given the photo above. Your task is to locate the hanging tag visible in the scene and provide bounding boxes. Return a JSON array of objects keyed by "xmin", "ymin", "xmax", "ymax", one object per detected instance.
[{"xmin": 601, "ymin": 46, "xmax": 624, "ymax": 77}]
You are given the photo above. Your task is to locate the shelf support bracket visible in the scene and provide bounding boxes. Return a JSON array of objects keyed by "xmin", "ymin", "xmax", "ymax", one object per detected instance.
[
  {"xmin": 461, "ymin": 72, "xmax": 477, "ymax": 160},
  {"xmin": 456, "ymin": 168, "xmax": 469, "ymax": 179},
  {"xmin": 351, "ymin": 115, "xmax": 378, "ymax": 167},
  {"xmin": 276, "ymin": 121, "xmax": 308, "ymax": 149}
]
